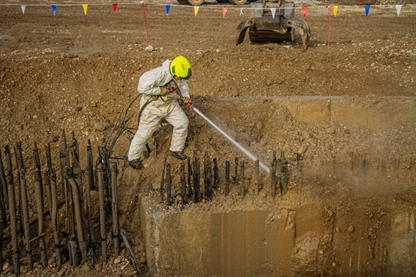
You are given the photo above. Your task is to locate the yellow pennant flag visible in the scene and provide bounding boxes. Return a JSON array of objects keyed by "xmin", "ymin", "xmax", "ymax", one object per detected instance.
[
  {"xmin": 194, "ymin": 6, "xmax": 199, "ymax": 17},
  {"xmin": 332, "ymin": 6, "xmax": 338, "ymax": 17},
  {"xmin": 82, "ymin": 4, "xmax": 88, "ymax": 15}
]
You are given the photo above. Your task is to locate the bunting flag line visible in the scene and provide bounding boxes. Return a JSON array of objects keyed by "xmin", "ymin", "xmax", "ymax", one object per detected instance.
[
  {"xmin": 6, "ymin": 3, "xmax": 411, "ymax": 20},
  {"xmin": 271, "ymin": 7, "xmax": 276, "ymax": 19},
  {"xmin": 51, "ymin": 4, "xmax": 57, "ymax": 16},
  {"xmin": 365, "ymin": 5, "xmax": 370, "ymax": 16},
  {"xmin": 302, "ymin": 6, "xmax": 307, "ymax": 17},
  {"xmin": 82, "ymin": 4, "xmax": 88, "ymax": 15},
  {"xmin": 396, "ymin": 4, "xmax": 402, "ymax": 16},
  {"xmin": 222, "ymin": 7, "xmax": 227, "ymax": 18},
  {"xmin": 333, "ymin": 6, "xmax": 338, "ymax": 17}
]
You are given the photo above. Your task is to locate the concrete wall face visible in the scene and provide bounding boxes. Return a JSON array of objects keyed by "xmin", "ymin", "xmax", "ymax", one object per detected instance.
[
  {"xmin": 140, "ymin": 196, "xmax": 325, "ymax": 276},
  {"xmin": 140, "ymin": 194, "xmax": 416, "ymax": 276}
]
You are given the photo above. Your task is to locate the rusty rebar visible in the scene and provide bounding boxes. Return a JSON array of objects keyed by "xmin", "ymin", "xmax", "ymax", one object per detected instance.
[
  {"xmin": 254, "ymin": 160, "xmax": 260, "ymax": 194},
  {"xmin": 65, "ymin": 167, "xmax": 87, "ymax": 264},
  {"xmin": 166, "ymin": 164, "xmax": 173, "ymax": 206},
  {"xmin": 225, "ymin": 160, "xmax": 230, "ymax": 196},
  {"xmin": 180, "ymin": 162, "xmax": 186, "ymax": 209},
  {"xmin": 86, "ymin": 140, "xmax": 95, "ymax": 247},
  {"xmin": 234, "ymin": 157, "xmax": 238, "ymax": 185},
  {"xmin": 19, "ymin": 168, "xmax": 33, "ymax": 271},
  {"xmin": 187, "ymin": 157, "xmax": 193, "ymax": 200},
  {"xmin": 192, "ymin": 157, "xmax": 200, "ymax": 203},
  {"xmin": 97, "ymin": 163, "xmax": 107, "ymax": 262},
  {"xmin": 33, "ymin": 157, "xmax": 47, "ymax": 268},
  {"xmin": 270, "ymin": 158, "xmax": 277, "ymax": 199},
  {"xmin": 160, "ymin": 155, "xmax": 167, "ymax": 202},
  {"xmin": 0, "ymin": 147, "xmax": 8, "ymax": 220},
  {"xmin": 279, "ymin": 152, "xmax": 288, "ymax": 196},
  {"xmin": 33, "ymin": 143, "xmax": 47, "ymax": 268},
  {"xmin": 213, "ymin": 158, "xmax": 219, "ymax": 190},
  {"xmin": 14, "ymin": 142, "xmax": 33, "ymax": 271},
  {"xmin": 69, "ymin": 134, "xmax": 87, "ymax": 251},
  {"xmin": 45, "ymin": 143, "xmax": 62, "ymax": 269},
  {"xmin": 0, "ymin": 146, "xmax": 6, "ymax": 273},
  {"xmin": 239, "ymin": 160, "xmax": 245, "ymax": 199},
  {"xmin": 5, "ymin": 145, "xmax": 19, "ymax": 275},
  {"xmin": 203, "ymin": 152, "xmax": 212, "ymax": 201},
  {"xmin": 59, "ymin": 129, "xmax": 69, "ymax": 231},
  {"xmin": 110, "ymin": 162, "xmax": 120, "ymax": 259}
]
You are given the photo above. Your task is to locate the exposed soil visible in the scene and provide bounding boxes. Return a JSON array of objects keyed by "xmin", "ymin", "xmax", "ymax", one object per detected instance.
[{"xmin": 0, "ymin": 0, "xmax": 415, "ymax": 276}]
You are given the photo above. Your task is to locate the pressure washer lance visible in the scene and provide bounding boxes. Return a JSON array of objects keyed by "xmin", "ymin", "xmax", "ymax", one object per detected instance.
[{"xmin": 167, "ymin": 80, "xmax": 270, "ymax": 174}]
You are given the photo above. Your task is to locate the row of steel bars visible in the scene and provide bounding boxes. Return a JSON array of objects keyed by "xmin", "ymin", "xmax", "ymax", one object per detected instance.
[
  {"xmin": 159, "ymin": 151, "xmax": 293, "ymax": 206},
  {"xmin": 0, "ymin": 132, "xmax": 121, "ymax": 275}
]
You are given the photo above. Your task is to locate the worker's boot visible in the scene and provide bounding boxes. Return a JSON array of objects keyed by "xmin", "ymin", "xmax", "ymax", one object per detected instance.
[
  {"xmin": 170, "ymin": 151, "xmax": 187, "ymax": 160},
  {"xmin": 129, "ymin": 159, "xmax": 143, "ymax": 169}
]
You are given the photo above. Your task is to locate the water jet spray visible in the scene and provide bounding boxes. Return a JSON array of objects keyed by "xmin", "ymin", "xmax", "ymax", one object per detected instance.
[{"xmin": 190, "ymin": 106, "xmax": 270, "ymax": 174}]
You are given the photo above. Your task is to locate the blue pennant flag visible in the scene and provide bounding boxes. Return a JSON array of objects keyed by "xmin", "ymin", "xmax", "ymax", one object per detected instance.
[
  {"xmin": 165, "ymin": 4, "xmax": 171, "ymax": 15},
  {"xmin": 51, "ymin": 4, "xmax": 57, "ymax": 16},
  {"xmin": 364, "ymin": 5, "xmax": 370, "ymax": 16}
]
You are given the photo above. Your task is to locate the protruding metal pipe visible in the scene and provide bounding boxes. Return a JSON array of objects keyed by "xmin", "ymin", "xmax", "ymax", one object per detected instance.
[
  {"xmin": 166, "ymin": 164, "xmax": 173, "ymax": 206},
  {"xmin": 225, "ymin": 161, "xmax": 230, "ymax": 196},
  {"xmin": 33, "ymin": 143, "xmax": 47, "ymax": 268},
  {"xmin": 59, "ymin": 129, "xmax": 69, "ymax": 231},
  {"xmin": 192, "ymin": 157, "xmax": 200, "ymax": 203},
  {"xmin": 19, "ymin": 168, "xmax": 33, "ymax": 271},
  {"xmin": 270, "ymin": 158, "xmax": 277, "ymax": 198},
  {"xmin": 160, "ymin": 155, "xmax": 167, "ymax": 202},
  {"xmin": 97, "ymin": 164, "xmax": 107, "ymax": 263},
  {"xmin": 0, "ymin": 147, "xmax": 8, "ymax": 222},
  {"xmin": 65, "ymin": 168, "xmax": 87, "ymax": 264},
  {"xmin": 234, "ymin": 157, "xmax": 238, "ymax": 185},
  {"xmin": 254, "ymin": 160, "xmax": 260, "ymax": 195},
  {"xmin": 187, "ymin": 157, "xmax": 193, "ymax": 200},
  {"xmin": 180, "ymin": 162, "xmax": 186, "ymax": 210},
  {"xmin": 5, "ymin": 145, "xmax": 19, "ymax": 275},
  {"xmin": 46, "ymin": 143, "xmax": 62, "ymax": 269},
  {"xmin": 86, "ymin": 140, "xmax": 95, "ymax": 247},
  {"xmin": 239, "ymin": 160, "xmax": 245, "ymax": 199},
  {"xmin": 110, "ymin": 163, "xmax": 120, "ymax": 259},
  {"xmin": 213, "ymin": 158, "xmax": 219, "ymax": 190},
  {"xmin": 203, "ymin": 152, "xmax": 212, "ymax": 201}
]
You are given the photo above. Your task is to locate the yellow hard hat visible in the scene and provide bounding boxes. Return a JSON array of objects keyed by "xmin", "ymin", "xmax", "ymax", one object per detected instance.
[{"xmin": 169, "ymin": 56, "xmax": 192, "ymax": 79}]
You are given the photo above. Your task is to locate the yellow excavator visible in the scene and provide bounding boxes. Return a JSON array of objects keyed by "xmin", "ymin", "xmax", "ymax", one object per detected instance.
[{"xmin": 236, "ymin": 0, "xmax": 311, "ymax": 50}]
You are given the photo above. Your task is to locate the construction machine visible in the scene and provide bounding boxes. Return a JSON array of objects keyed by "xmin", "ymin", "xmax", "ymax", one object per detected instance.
[
  {"xmin": 236, "ymin": 0, "xmax": 311, "ymax": 50},
  {"xmin": 177, "ymin": 0, "xmax": 248, "ymax": 6}
]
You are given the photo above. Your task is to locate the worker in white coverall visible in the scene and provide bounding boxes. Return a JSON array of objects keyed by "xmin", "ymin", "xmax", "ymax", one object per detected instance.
[{"xmin": 128, "ymin": 56, "xmax": 192, "ymax": 169}]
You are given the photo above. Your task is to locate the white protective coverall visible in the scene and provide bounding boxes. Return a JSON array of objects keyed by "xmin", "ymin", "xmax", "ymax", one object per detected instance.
[{"xmin": 127, "ymin": 59, "xmax": 190, "ymax": 162}]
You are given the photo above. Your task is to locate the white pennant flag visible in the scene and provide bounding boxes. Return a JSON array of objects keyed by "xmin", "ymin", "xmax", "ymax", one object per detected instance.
[
  {"xmin": 239, "ymin": 8, "xmax": 243, "ymax": 16},
  {"xmin": 21, "ymin": 4, "xmax": 26, "ymax": 14},
  {"xmin": 271, "ymin": 8, "xmax": 276, "ymax": 18},
  {"xmin": 396, "ymin": 4, "xmax": 402, "ymax": 16}
]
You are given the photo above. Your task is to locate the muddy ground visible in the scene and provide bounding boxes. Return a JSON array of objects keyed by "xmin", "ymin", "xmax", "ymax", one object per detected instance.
[{"xmin": 0, "ymin": 0, "xmax": 415, "ymax": 276}]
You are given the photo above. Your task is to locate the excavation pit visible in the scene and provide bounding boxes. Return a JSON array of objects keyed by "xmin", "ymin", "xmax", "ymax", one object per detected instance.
[{"xmin": 126, "ymin": 96, "xmax": 416, "ymax": 277}]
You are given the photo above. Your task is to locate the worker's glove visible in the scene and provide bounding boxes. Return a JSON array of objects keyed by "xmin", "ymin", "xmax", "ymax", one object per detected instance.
[
  {"xmin": 159, "ymin": 86, "xmax": 169, "ymax": 96},
  {"xmin": 160, "ymin": 86, "xmax": 176, "ymax": 96},
  {"xmin": 182, "ymin": 97, "xmax": 191, "ymax": 104}
]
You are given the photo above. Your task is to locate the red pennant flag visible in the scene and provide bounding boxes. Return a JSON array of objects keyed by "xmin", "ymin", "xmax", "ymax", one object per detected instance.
[
  {"xmin": 222, "ymin": 7, "xmax": 227, "ymax": 18},
  {"xmin": 302, "ymin": 6, "xmax": 307, "ymax": 17},
  {"xmin": 112, "ymin": 3, "xmax": 118, "ymax": 13}
]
